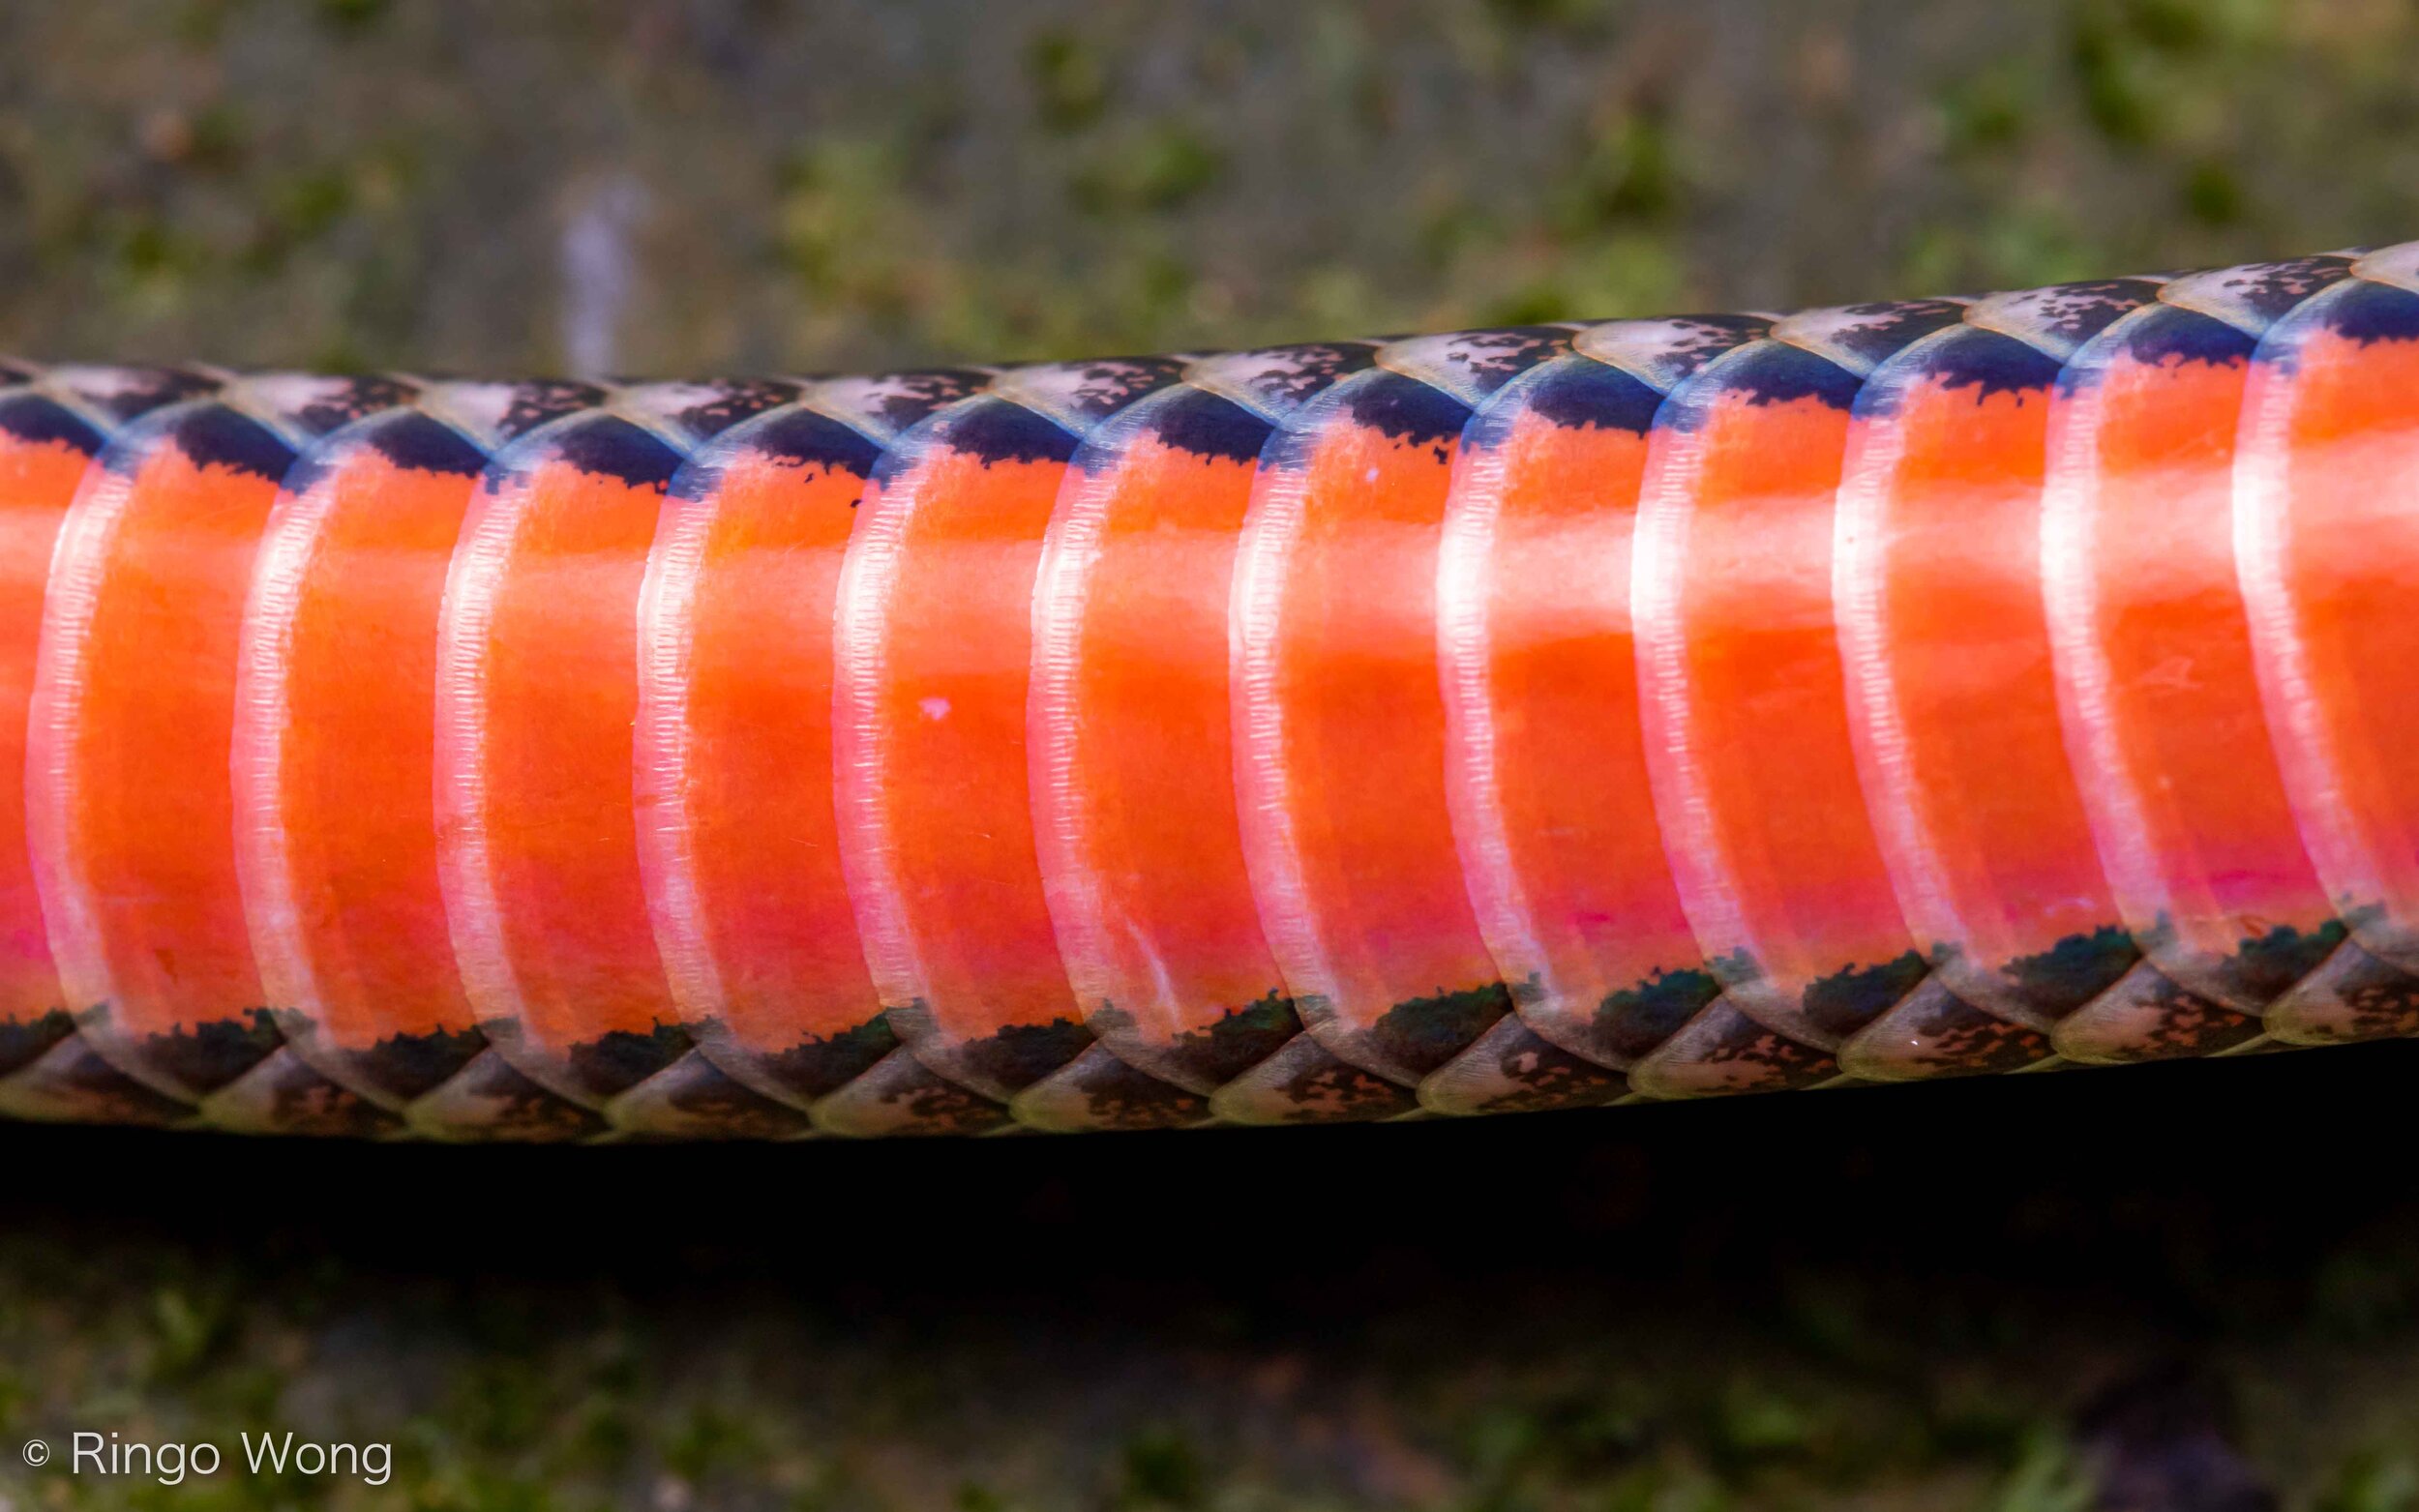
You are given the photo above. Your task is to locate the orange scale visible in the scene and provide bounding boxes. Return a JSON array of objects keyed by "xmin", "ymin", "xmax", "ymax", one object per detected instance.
[
  {"xmin": 1632, "ymin": 353, "xmax": 1928, "ymax": 1047},
  {"xmin": 1437, "ymin": 366, "xmax": 1714, "ymax": 1067},
  {"xmin": 1030, "ymin": 391, "xmax": 1291, "ymax": 1090},
  {"xmin": 32, "ymin": 387, "xmax": 403, "ymax": 1100},
  {"xmin": 435, "ymin": 419, "xmax": 693, "ymax": 1104},
  {"xmin": 831, "ymin": 408, "xmax": 1094, "ymax": 1101},
  {"xmin": 1233, "ymin": 377, "xmax": 1507, "ymax": 1086},
  {"xmin": 635, "ymin": 410, "xmax": 893, "ymax": 1097},
  {"xmin": 2046, "ymin": 319, "xmax": 2343, "ymax": 1009},
  {"xmin": 0, "ymin": 398, "xmax": 108, "ymax": 1049},
  {"xmin": 2238, "ymin": 288, "xmax": 2419, "ymax": 971},
  {"xmin": 233, "ymin": 415, "xmax": 501, "ymax": 1101},
  {"xmin": 1836, "ymin": 341, "xmax": 2131, "ymax": 1023}
]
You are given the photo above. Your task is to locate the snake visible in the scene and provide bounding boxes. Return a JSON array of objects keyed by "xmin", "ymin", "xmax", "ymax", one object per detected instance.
[{"xmin": 0, "ymin": 242, "xmax": 2414, "ymax": 1141}]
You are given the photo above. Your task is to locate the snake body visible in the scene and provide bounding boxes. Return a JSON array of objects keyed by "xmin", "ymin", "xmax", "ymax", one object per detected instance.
[{"xmin": 3, "ymin": 243, "xmax": 2417, "ymax": 1140}]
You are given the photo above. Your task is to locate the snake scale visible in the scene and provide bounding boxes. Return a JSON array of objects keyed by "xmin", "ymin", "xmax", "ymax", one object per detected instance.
[{"xmin": 2, "ymin": 242, "xmax": 2416, "ymax": 1141}]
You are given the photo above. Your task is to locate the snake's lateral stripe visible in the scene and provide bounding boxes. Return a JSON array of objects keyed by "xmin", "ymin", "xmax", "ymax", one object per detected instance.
[{"xmin": 4, "ymin": 246, "xmax": 2419, "ymax": 1140}]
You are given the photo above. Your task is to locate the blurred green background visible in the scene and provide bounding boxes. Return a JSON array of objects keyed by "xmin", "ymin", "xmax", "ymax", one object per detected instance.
[
  {"xmin": 4, "ymin": 0, "xmax": 2417, "ymax": 378},
  {"xmin": 6, "ymin": 2, "xmax": 2419, "ymax": 1509}
]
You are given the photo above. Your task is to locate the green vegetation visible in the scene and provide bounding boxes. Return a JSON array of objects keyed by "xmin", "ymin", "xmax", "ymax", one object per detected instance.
[{"xmin": 3, "ymin": 2, "xmax": 2416, "ymax": 377}]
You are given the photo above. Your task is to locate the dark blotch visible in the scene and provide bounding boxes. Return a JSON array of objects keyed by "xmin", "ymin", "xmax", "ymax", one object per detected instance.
[
  {"xmin": 671, "ymin": 408, "xmax": 881, "ymax": 504},
  {"xmin": 1863, "ymin": 328, "xmax": 2059, "ymax": 419},
  {"xmin": 121, "ymin": 1007, "xmax": 285, "ymax": 1094},
  {"xmin": 115, "ymin": 406, "xmax": 294, "ymax": 482},
  {"xmin": 333, "ymin": 1023, "xmax": 488, "ymax": 1102},
  {"xmin": 0, "ymin": 395, "xmax": 101, "ymax": 454},
  {"xmin": 2305, "ymin": 279, "xmax": 2419, "ymax": 349},
  {"xmin": 1150, "ymin": 988, "xmax": 1303, "ymax": 1083},
  {"xmin": 1495, "ymin": 360, "xmax": 1661, "ymax": 442},
  {"xmin": 1665, "ymin": 343, "xmax": 1861, "ymax": 430},
  {"xmin": 1146, "ymin": 388, "xmax": 1270, "ymax": 465},
  {"xmin": 750, "ymin": 407, "xmax": 883, "ymax": 475},
  {"xmin": 1595, "ymin": 966, "xmax": 1723, "ymax": 1061},
  {"xmin": 561, "ymin": 1022, "xmax": 693, "ymax": 1097},
  {"xmin": 0, "ymin": 1007, "xmax": 75, "ymax": 1078},
  {"xmin": 2004, "ymin": 924, "xmax": 2139, "ymax": 1011},
  {"xmin": 367, "ymin": 411, "xmax": 490, "ymax": 479},
  {"xmin": 955, "ymin": 1017, "xmax": 1094, "ymax": 1094},
  {"xmin": 752, "ymin": 1015, "xmax": 901, "ymax": 1100},
  {"xmin": 544, "ymin": 416, "xmax": 683, "ymax": 491},
  {"xmin": 2225, "ymin": 918, "xmax": 2347, "ymax": 1004},
  {"xmin": 1342, "ymin": 371, "xmax": 1473, "ymax": 449},
  {"xmin": 2062, "ymin": 307, "xmax": 2252, "ymax": 397},
  {"xmin": 1801, "ymin": 950, "xmax": 1929, "ymax": 1040},
  {"xmin": 1364, "ymin": 981, "xmax": 1510, "ymax": 1077},
  {"xmin": 940, "ymin": 400, "xmax": 1079, "ymax": 467}
]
